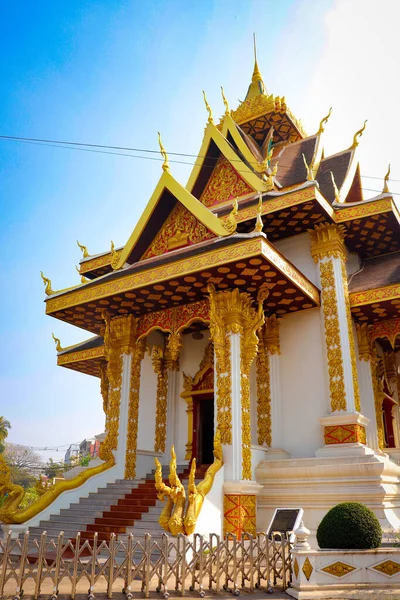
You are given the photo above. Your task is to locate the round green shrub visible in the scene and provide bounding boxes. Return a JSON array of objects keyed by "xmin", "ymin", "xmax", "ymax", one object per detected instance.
[{"xmin": 317, "ymin": 502, "xmax": 382, "ymax": 549}]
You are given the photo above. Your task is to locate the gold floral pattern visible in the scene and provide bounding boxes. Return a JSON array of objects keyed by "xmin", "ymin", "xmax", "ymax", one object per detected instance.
[
  {"xmin": 321, "ymin": 561, "xmax": 356, "ymax": 577},
  {"xmin": 320, "ymin": 260, "xmax": 346, "ymax": 411},
  {"xmin": 256, "ymin": 327, "xmax": 271, "ymax": 446},
  {"xmin": 372, "ymin": 560, "xmax": 400, "ymax": 576},
  {"xmin": 200, "ymin": 157, "xmax": 252, "ymax": 208},
  {"xmin": 125, "ymin": 338, "xmax": 147, "ymax": 479},
  {"xmin": 152, "ymin": 346, "xmax": 169, "ymax": 453},
  {"xmin": 341, "ymin": 261, "xmax": 361, "ymax": 412},
  {"xmin": 142, "ymin": 204, "xmax": 215, "ymax": 259},
  {"xmin": 302, "ymin": 557, "xmax": 313, "ymax": 581}
]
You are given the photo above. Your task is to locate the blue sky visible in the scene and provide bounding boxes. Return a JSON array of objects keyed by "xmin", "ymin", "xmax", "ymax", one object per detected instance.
[{"xmin": 1, "ymin": 0, "xmax": 398, "ymax": 460}]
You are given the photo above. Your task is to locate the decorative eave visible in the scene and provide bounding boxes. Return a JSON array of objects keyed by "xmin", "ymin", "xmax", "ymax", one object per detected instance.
[
  {"xmin": 186, "ymin": 121, "xmax": 269, "ymax": 196},
  {"xmin": 114, "ymin": 169, "xmax": 232, "ymax": 271},
  {"xmin": 349, "ymin": 251, "xmax": 400, "ymax": 324},
  {"xmin": 45, "ymin": 233, "xmax": 320, "ymax": 335},
  {"xmin": 57, "ymin": 336, "xmax": 105, "ymax": 377},
  {"xmin": 334, "ymin": 195, "xmax": 400, "ymax": 258},
  {"xmin": 79, "ymin": 248, "xmax": 122, "ymax": 279}
]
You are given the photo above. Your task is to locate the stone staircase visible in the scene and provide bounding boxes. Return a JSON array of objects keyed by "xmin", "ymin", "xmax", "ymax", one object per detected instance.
[{"xmin": 26, "ymin": 463, "xmax": 209, "ymax": 542}]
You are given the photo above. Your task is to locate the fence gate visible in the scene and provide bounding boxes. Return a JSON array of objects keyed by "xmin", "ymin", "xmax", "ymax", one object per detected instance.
[{"xmin": 0, "ymin": 530, "xmax": 292, "ymax": 598}]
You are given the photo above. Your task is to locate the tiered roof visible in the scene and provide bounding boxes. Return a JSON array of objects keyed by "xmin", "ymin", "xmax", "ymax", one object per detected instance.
[{"xmin": 45, "ymin": 54, "xmax": 400, "ymax": 376}]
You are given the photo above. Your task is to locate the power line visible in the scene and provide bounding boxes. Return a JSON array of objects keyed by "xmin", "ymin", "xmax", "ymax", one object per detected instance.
[{"xmin": 1, "ymin": 133, "xmax": 399, "ymax": 185}]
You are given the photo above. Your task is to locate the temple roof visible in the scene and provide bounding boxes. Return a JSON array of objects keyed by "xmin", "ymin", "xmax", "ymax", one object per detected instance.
[{"xmin": 349, "ymin": 252, "xmax": 400, "ymax": 294}]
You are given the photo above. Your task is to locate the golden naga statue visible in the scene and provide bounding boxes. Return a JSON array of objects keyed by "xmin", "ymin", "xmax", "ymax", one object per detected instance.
[
  {"xmin": 154, "ymin": 431, "xmax": 223, "ymax": 536},
  {"xmin": 40, "ymin": 271, "xmax": 54, "ymax": 296},
  {"xmin": 223, "ymin": 198, "xmax": 239, "ymax": 234}
]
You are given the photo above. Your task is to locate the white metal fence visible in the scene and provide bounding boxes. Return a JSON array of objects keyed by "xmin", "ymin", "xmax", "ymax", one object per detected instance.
[{"xmin": 0, "ymin": 531, "xmax": 292, "ymax": 598}]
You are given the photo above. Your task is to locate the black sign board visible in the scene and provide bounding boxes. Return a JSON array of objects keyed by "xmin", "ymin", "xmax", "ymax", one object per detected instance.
[{"xmin": 267, "ymin": 508, "xmax": 303, "ymax": 538}]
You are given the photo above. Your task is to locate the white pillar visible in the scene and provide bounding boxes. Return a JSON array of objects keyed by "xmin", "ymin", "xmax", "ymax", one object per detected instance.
[
  {"xmin": 115, "ymin": 353, "xmax": 132, "ymax": 475},
  {"xmin": 357, "ymin": 359, "xmax": 379, "ymax": 449},
  {"xmin": 166, "ymin": 368, "xmax": 178, "ymax": 456},
  {"xmin": 230, "ymin": 332, "xmax": 242, "ymax": 481}
]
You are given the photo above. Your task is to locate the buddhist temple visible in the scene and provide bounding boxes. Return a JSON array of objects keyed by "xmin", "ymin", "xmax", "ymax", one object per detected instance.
[{"xmin": 1, "ymin": 49, "xmax": 400, "ymax": 544}]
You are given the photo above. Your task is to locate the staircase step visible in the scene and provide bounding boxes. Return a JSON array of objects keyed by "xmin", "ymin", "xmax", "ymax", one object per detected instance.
[{"xmin": 101, "ymin": 511, "xmax": 143, "ymax": 520}]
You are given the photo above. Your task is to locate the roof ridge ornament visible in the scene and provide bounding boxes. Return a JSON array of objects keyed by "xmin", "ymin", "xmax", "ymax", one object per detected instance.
[
  {"xmin": 317, "ymin": 107, "xmax": 332, "ymax": 135},
  {"xmin": 75, "ymin": 265, "xmax": 88, "ymax": 284},
  {"xmin": 330, "ymin": 171, "xmax": 341, "ymax": 203},
  {"xmin": 157, "ymin": 131, "xmax": 170, "ymax": 171},
  {"xmin": 76, "ymin": 240, "xmax": 90, "ymax": 258},
  {"xmin": 223, "ymin": 198, "xmax": 238, "ymax": 234},
  {"xmin": 254, "ymin": 192, "xmax": 264, "ymax": 233},
  {"xmin": 202, "ymin": 91, "xmax": 214, "ymax": 124},
  {"xmin": 220, "ymin": 87, "xmax": 231, "ymax": 116},
  {"xmin": 351, "ymin": 120, "xmax": 367, "ymax": 149},
  {"xmin": 302, "ymin": 153, "xmax": 314, "ymax": 181},
  {"xmin": 40, "ymin": 271, "xmax": 54, "ymax": 296},
  {"xmin": 52, "ymin": 332, "xmax": 64, "ymax": 353},
  {"xmin": 383, "ymin": 163, "xmax": 391, "ymax": 193}
]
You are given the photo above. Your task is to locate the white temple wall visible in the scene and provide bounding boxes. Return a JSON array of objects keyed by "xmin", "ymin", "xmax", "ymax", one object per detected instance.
[
  {"xmin": 279, "ymin": 308, "xmax": 327, "ymax": 457},
  {"xmin": 137, "ymin": 332, "xmax": 161, "ymax": 453},
  {"xmin": 274, "ymin": 233, "xmax": 318, "ymax": 286},
  {"xmin": 175, "ymin": 330, "xmax": 210, "ymax": 464}
]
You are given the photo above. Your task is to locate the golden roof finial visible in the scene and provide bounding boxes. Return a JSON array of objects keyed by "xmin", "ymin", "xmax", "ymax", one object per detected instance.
[
  {"xmin": 220, "ymin": 87, "xmax": 230, "ymax": 116},
  {"xmin": 302, "ymin": 153, "xmax": 314, "ymax": 181},
  {"xmin": 76, "ymin": 240, "xmax": 90, "ymax": 258},
  {"xmin": 317, "ymin": 107, "xmax": 332, "ymax": 135},
  {"xmin": 351, "ymin": 120, "xmax": 367, "ymax": 149},
  {"xmin": 52, "ymin": 332, "xmax": 64, "ymax": 353},
  {"xmin": 330, "ymin": 171, "xmax": 341, "ymax": 202},
  {"xmin": 157, "ymin": 131, "xmax": 170, "ymax": 171},
  {"xmin": 245, "ymin": 33, "xmax": 266, "ymax": 100},
  {"xmin": 383, "ymin": 163, "xmax": 391, "ymax": 193},
  {"xmin": 202, "ymin": 91, "xmax": 214, "ymax": 124},
  {"xmin": 40, "ymin": 271, "xmax": 54, "ymax": 296},
  {"xmin": 223, "ymin": 197, "xmax": 238, "ymax": 234},
  {"xmin": 254, "ymin": 192, "xmax": 264, "ymax": 233},
  {"xmin": 76, "ymin": 265, "xmax": 88, "ymax": 284}
]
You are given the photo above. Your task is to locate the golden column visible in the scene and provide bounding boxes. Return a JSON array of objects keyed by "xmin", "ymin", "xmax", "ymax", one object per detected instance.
[
  {"xmin": 310, "ymin": 224, "xmax": 368, "ymax": 449},
  {"xmin": 98, "ymin": 313, "xmax": 147, "ymax": 479},
  {"xmin": 355, "ymin": 324, "xmax": 384, "ymax": 449},
  {"xmin": 208, "ymin": 284, "xmax": 267, "ymax": 538}
]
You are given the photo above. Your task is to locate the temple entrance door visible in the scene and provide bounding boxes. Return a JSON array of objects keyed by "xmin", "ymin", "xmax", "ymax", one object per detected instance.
[
  {"xmin": 382, "ymin": 397, "xmax": 396, "ymax": 448},
  {"xmin": 193, "ymin": 394, "xmax": 214, "ymax": 466}
]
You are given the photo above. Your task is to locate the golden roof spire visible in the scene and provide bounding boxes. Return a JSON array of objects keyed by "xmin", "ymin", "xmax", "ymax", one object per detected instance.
[
  {"xmin": 245, "ymin": 34, "xmax": 266, "ymax": 101},
  {"xmin": 221, "ymin": 87, "xmax": 230, "ymax": 116},
  {"xmin": 317, "ymin": 107, "xmax": 332, "ymax": 135},
  {"xmin": 52, "ymin": 332, "xmax": 64, "ymax": 353}
]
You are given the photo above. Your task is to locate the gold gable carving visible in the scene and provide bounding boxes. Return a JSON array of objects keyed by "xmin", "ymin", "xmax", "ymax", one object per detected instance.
[
  {"xmin": 200, "ymin": 157, "xmax": 253, "ymax": 208},
  {"xmin": 142, "ymin": 204, "xmax": 215, "ymax": 260}
]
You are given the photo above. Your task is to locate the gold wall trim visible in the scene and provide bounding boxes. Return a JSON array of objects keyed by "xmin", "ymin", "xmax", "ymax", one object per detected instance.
[
  {"xmin": 57, "ymin": 345, "xmax": 105, "ymax": 365},
  {"xmin": 349, "ymin": 283, "xmax": 400, "ymax": 308},
  {"xmin": 80, "ymin": 250, "xmax": 122, "ymax": 274},
  {"xmin": 334, "ymin": 197, "xmax": 397, "ymax": 223},
  {"xmin": 125, "ymin": 338, "xmax": 147, "ymax": 479}
]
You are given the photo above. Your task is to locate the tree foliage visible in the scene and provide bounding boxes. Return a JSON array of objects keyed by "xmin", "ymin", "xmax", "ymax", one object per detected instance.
[
  {"xmin": 0, "ymin": 416, "xmax": 11, "ymax": 454},
  {"xmin": 4, "ymin": 443, "xmax": 44, "ymax": 489},
  {"xmin": 44, "ymin": 458, "xmax": 65, "ymax": 478}
]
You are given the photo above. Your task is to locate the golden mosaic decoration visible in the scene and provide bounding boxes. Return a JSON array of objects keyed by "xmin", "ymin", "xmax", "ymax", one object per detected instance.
[
  {"xmin": 372, "ymin": 560, "xmax": 400, "ymax": 576},
  {"xmin": 321, "ymin": 561, "xmax": 356, "ymax": 577},
  {"xmin": 152, "ymin": 346, "xmax": 169, "ymax": 454},
  {"xmin": 223, "ymin": 494, "xmax": 256, "ymax": 539},
  {"xmin": 309, "ymin": 223, "xmax": 347, "ymax": 264},
  {"xmin": 341, "ymin": 261, "xmax": 361, "ymax": 412},
  {"xmin": 349, "ymin": 283, "xmax": 400, "ymax": 308},
  {"xmin": 99, "ymin": 314, "xmax": 127, "ymax": 462},
  {"xmin": 293, "ymin": 557, "xmax": 299, "ymax": 579},
  {"xmin": 125, "ymin": 337, "xmax": 147, "ymax": 479},
  {"xmin": 324, "ymin": 424, "xmax": 366, "ymax": 445},
  {"xmin": 320, "ymin": 260, "xmax": 347, "ymax": 411},
  {"xmin": 302, "ymin": 557, "xmax": 313, "ymax": 581},
  {"xmin": 142, "ymin": 203, "xmax": 215, "ymax": 259},
  {"xmin": 356, "ymin": 323, "xmax": 372, "ymax": 361},
  {"xmin": 256, "ymin": 326, "xmax": 271, "ymax": 446},
  {"xmin": 200, "ymin": 157, "xmax": 253, "ymax": 208},
  {"xmin": 370, "ymin": 351, "xmax": 385, "ymax": 449}
]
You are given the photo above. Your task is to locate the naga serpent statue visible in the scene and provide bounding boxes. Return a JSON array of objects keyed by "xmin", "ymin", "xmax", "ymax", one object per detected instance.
[{"xmin": 154, "ymin": 430, "xmax": 223, "ymax": 536}]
